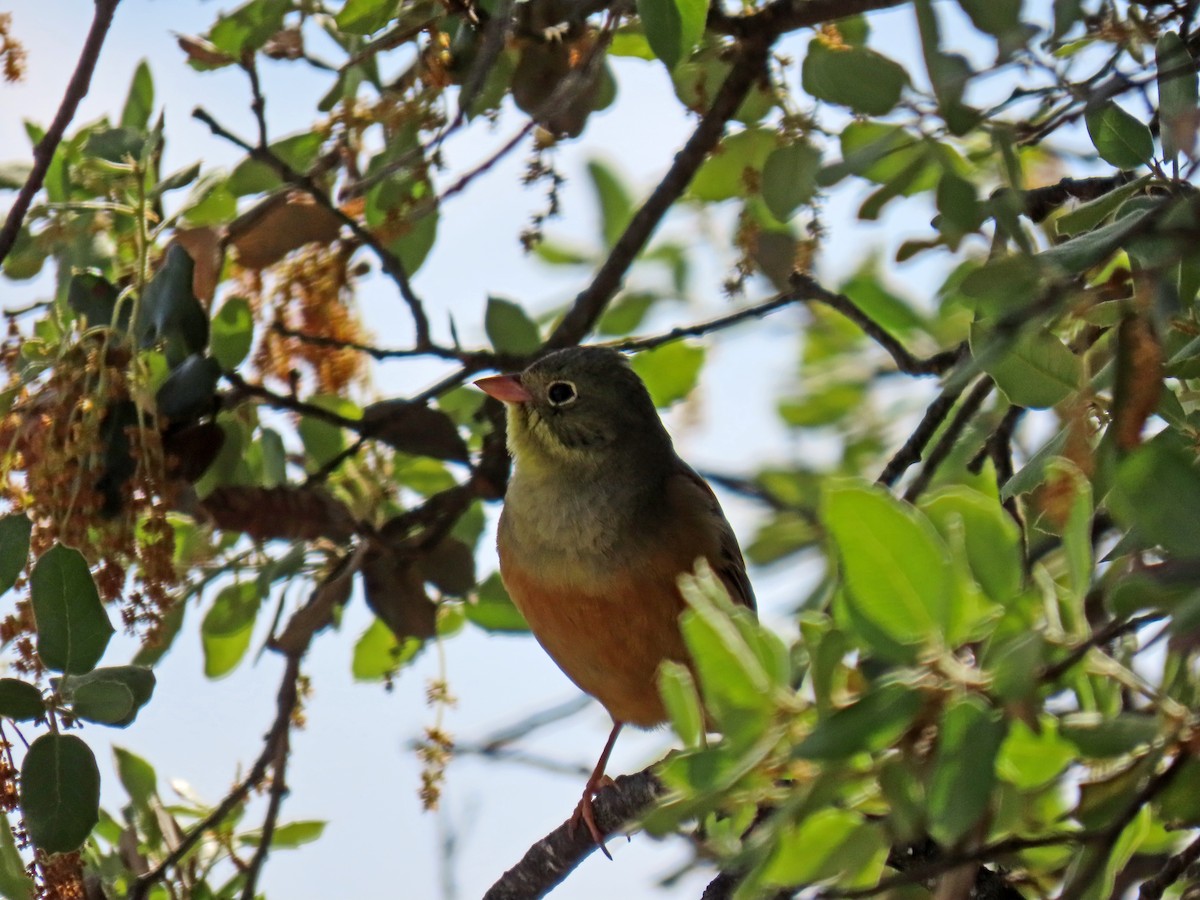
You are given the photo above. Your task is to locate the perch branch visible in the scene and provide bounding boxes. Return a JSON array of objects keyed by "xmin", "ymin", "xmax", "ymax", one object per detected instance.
[{"xmin": 482, "ymin": 767, "xmax": 665, "ymax": 899}]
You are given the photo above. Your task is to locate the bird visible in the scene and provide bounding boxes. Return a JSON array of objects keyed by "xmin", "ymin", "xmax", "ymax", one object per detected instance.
[{"xmin": 474, "ymin": 345, "xmax": 755, "ymax": 854}]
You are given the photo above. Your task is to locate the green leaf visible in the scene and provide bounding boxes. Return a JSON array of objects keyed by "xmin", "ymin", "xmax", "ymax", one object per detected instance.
[
  {"xmin": 630, "ymin": 341, "xmax": 705, "ymax": 407},
  {"xmin": 690, "ymin": 128, "xmax": 778, "ymax": 202},
  {"xmin": 240, "ymin": 819, "xmax": 327, "ymax": 848},
  {"xmin": 658, "ymin": 661, "xmax": 704, "ymax": 750},
  {"xmin": 0, "ymin": 679, "xmax": 43, "ymax": 721},
  {"xmin": 138, "ymin": 244, "xmax": 209, "ymax": 365},
  {"xmin": 762, "ymin": 809, "xmax": 887, "ymax": 887},
  {"xmin": 1109, "ymin": 436, "xmax": 1200, "ymax": 559},
  {"xmin": 30, "ymin": 545, "xmax": 114, "ymax": 674},
  {"xmin": 636, "ymin": 0, "xmax": 706, "ymax": 70},
  {"xmin": 1040, "ymin": 203, "xmax": 1157, "ymax": 274},
  {"xmin": 211, "ymin": 297, "xmax": 254, "ymax": 370},
  {"xmin": 0, "ymin": 514, "xmax": 31, "ymax": 596},
  {"xmin": 598, "ymin": 292, "xmax": 657, "ymax": 336},
  {"xmin": 201, "ymin": 582, "xmax": 261, "ymax": 678},
  {"xmin": 351, "ymin": 618, "xmax": 421, "ymax": 680},
  {"xmin": 588, "ymin": 160, "xmax": 634, "ymax": 248},
  {"xmin": 679, "ymin": 567, "xmax": 773, "ymax": 733},
  {"xmin": 972, "ymin": 323, "xmax": 1081, "ymax": 409},
  {"xmin": 761, "ymin": 142, "xmax": 820, "ymax": 222},
  {"xmin": 1085, "ymin": 102, "xmax": 1154, "ymax": 169},
  {"xmin": 928, "ymin": 696, "xmax": 1005, "ymax": 846},
  {"xmin": 121, "ymin": 60, "xmax": 154, "ymax": 130},
  {"xmin": 822, "ymin": 480, "xmax": 953, "ymax": 647},
  {"xmin": 113, "ymin": 746, "xmax": 157, "ymax": 809},
  {"xmin": 63, "ymin": 666, "xmax": 156, "ymax": 727},
  {"xmin": 795, "ymin": 680, "xmax": 923, "ymax": 759},
  {"xmin": 20, "ymin": 734, "xmax": 100, "ymax": 853},
  {"xmin": 1059, "ymin": 712, "xmax": 1160, "ymax": 758},
  {"xmin": 1157, "ymin": 32, "xmax": 1198, "ymax": 161},
  {"xmin": 1055, "ymin": 175, "xmax": 1151, "ymax": 236},
  {"xmin": 207, "ymin": 0, "xmax": 289, "ymax": 58},
  {"xmin": 335, "ymin": 0, "xmax": 397, "ymax": 34},
  {"xmin": 802, "ymin": 40, "xmax": 910, "ymax": 116},
  {"xmin": 997, "ymin": 716, "xmax": 1075, "ymax": 789},
  {"xmin": 0, "ymin": 813, "xmax": 33, "ymax": 899},
  {"xmin": 485, "ymin": 296, "xmax": 541, "ymax": 355},
  {"xmin": 920, "ymin": 487, "xmax": 1021, "ymax": 604},
  {"xmin": 466, "ymin": 573, "xmax": 529, "ymax": 633}
]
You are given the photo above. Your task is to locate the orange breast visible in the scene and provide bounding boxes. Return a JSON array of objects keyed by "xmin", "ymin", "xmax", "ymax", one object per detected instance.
[{"xmin": 499, "ymin": 549, "xmax": 694, "ymax": 728}]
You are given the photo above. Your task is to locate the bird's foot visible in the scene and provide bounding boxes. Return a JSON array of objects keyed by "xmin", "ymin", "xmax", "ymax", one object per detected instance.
[{"xmin": 570, "ymin": 775, "xmax": 617, "ymax": 860}]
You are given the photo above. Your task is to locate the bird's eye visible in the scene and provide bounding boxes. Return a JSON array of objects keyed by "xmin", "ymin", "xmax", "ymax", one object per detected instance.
[{"xmin": 547, "ymin": 381, "xmax": 577, "ymax": 406}]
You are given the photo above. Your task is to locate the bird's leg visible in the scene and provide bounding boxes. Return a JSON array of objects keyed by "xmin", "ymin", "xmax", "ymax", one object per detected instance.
[{"xmin": 571, "ymin": 720, "xmax": 623, "ymax": 859}]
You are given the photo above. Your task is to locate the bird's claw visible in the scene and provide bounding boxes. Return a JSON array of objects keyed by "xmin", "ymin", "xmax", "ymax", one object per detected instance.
[{"xmin": 570, "ymin": 776, "xmax": 617, "ymax": 860}]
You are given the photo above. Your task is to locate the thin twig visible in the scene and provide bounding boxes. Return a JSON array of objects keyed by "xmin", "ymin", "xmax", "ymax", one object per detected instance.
[
  {"xmin": 0, "ymin": 0, "xmax": 122, "ymax": 264},
  {"xmin": 192, "ymin": 108, "xmax": 432, "ymax": 347},
  {"xmin": 1139, "ymin": 832, "xmax": 1200, "ymax": 900},
  {"xmin": 1059, "ymin": 751, "xmax": 1192, "ymax": 900},
  {"xmin": 1039, "ymin": 613, "xmax": 1166, "ymax": 684},
  {"xmin": 877, "ymin": 383, "xmax": 968, "ymax": 488},
  {"xmin": 903, "ymin": 378, "xmax": 996, "ymax": 502},
  {"xmin": 605, "ymin": 287, "xmax": 807, "ymax": 352},
  {"xmin": 789, "ymin": 274, "xmax": 964, "ymax": 376},
  {"xmin": 223, "ymin": 371, "xmax": 364, "ymax": 430}
]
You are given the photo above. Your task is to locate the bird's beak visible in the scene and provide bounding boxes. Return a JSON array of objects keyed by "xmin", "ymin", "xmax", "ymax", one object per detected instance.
[{"xmin": 474, "ymin": 374, "xmax": 533, "ymax": 403}]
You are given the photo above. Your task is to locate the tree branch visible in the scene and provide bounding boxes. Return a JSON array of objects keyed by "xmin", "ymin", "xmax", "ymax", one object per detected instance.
[
  {"xmin": 789, "ymin": 274, "xmax": 964, "ymax": 376},
  {"xmin": 545, "ymin": 37, "xmax": 771, "ymax": 349},
  {"xmin": 1139, "ymin": 832, "xmax": 1200, "ymax": 900},
  {"xmin": 191, "ymin": 108, "xmax": 432, "ymax": 347},
  {"xmin": 482, "ymin": 767, "xmax": 665, "ymax": 900},
  {"xmin": 0, "ymin": 0, "xmax": 122, "ymax": 264},
  {"xmin": 903, "ymin": 377, "xmax": 996, "ymax": 502}
]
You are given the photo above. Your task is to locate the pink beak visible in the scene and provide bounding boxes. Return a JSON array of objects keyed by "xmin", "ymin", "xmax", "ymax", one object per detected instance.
[{"xmin": 474, "ymin": 374, "xmax": 533, "ymax": 403}]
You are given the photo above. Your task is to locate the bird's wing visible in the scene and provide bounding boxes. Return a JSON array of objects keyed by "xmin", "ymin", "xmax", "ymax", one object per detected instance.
[{"xmin": 666, "ymin": 462, "xmax": 757, "ymax": 613}]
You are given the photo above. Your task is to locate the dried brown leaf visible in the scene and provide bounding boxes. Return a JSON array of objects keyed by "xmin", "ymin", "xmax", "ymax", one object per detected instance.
[
  {"xmin": 200, "ymin": 485, "xmax": 357, "ymax": 542},
  {"xmin": 1113, "ymin": 312, "xmax": 1163, "ymax": 451},
  {"xmin": 228, "ymin": 191, "xmax": 343, "ymax": 270},
  {"xmin": 362, "ymin": 550, "xmax": 437, "ymax": 640},
  {"xmin": 173, "ymin": 227, "xmax": 224, "ymax": 305}
]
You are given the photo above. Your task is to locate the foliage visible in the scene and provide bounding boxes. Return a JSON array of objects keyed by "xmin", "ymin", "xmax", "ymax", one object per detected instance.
[{"xmin": 2, "ymin": 0, "xmax": 1200, "ymax": 898}]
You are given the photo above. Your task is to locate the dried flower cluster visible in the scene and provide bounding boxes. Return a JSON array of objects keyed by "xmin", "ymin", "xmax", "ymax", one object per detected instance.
[
  {"xmin": 0, "ymin": 13, "xmax": 27, "ymax": 83},
  {"xmin": 251, "ymin": 245, "xmax": 368, "ymax": 395},
  {"xmin": 0, "ymin": 329, "xmax": 181, "ymax": 665}
]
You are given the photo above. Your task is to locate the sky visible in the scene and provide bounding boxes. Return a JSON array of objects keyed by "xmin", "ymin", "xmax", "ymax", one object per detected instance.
[{"xmin": 0, "ymin": 1, "xmax": 1038, "ymax": 897}]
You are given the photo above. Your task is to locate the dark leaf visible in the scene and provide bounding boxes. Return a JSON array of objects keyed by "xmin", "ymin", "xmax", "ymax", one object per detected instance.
[
  {"xmin": 0, "ymin": 679, "xmax": 43, "ymax": 721},
  {"xmin": 30, "ymin": 545, "xmax": 114, "ymax": 675},
  {"xmin": 0, "ymin": 514, "xmax": 31, "ymax": 596},
  {"xmin": 199, "ymin": 486, "xmax": 358, "ymax": 543},
  {"xmin": 418, "ymin": 537, "xmax": 476, "ymax": 596},
  {"xmin": 362, "ymin": 400, "xmax": 469, "ymax": 462},
  {"xmin": 138, "ymin": 244, "xmax": 209, "ymax": 364},
  {"xmin": 20, "ymin": 734, "xmax": 100, "ymax": 853},
  {"xmin": 62, "ymin": 666, "xmax": 156, "ymax": 727},
  {"xmin": 67, "ymin": 273, "xmax": 122, "ymax": 330},
  {"xmin": 155, "ymin": 354, "xmax": 221, "ymax": 422},
  {"xmin": 362, "ymin": 550, "xmax": 438, "ymax": 641}
]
